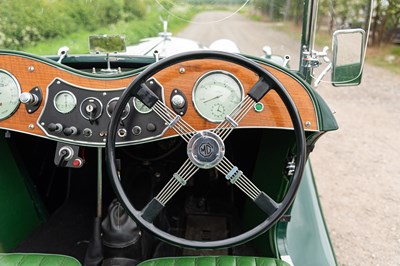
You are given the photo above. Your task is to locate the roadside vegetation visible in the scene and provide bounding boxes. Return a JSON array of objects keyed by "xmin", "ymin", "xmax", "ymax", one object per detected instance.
[{"xmin": 0, "ymin": 0, "xmax": 197, "ymax": 55}]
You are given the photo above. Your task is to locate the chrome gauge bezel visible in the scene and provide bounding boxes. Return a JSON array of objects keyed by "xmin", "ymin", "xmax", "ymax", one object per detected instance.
[
  {"xmin": 80, "ymin": 97, "xmax": 103, "ymax": 120},
  {"xmin": 106, "ymin": 97, "xmax": 131, "ymax": 120},
  {"xmin": 0, "ymin": 70, "xmax": 21, "ymax": 120},
  {"xmin": 192, "ymin": 70, "xmax": 244, "ymax": 123},
  {"xmin": 53, "ymin": 90, "xmax": 77, "ymax": 114}
]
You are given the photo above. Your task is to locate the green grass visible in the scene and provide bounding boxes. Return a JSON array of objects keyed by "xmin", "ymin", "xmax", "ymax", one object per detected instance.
[
  {"xmin": 23, "ymin": 7, "xmax": 198, "ymax": 55},
  {"xmin": 366, "ymin": 44, "xmax": 400, "ymax": 74}
]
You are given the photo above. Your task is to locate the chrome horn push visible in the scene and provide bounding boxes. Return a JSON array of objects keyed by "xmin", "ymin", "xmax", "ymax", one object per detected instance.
[{"xmin": 187, "ymin": 131, "xmax": 225, "ymax": 169}]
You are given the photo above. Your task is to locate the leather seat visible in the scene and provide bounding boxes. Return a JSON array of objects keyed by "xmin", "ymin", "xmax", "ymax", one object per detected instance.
[
  {"xmin": 0, "ymin": 253, "xmax": 81, "ymax": 266},
  {"xmin": 137, "ymin": 256, "xmax": 290, "ymax": 266}
]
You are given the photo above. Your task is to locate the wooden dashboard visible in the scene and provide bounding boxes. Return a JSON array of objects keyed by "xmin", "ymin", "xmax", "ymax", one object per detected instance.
[{"xmin": 0, "ymin": 52, "xmax": 318, "ymax": 147}]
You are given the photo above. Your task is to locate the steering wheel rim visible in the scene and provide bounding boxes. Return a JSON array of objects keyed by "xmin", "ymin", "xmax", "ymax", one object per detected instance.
[{"xmin": 106, "ymin": 50, "xmax": 307, "ymax": 249}]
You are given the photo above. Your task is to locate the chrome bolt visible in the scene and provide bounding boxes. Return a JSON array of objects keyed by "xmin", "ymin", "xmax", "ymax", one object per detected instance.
[
  {"xmin": 28, "ymin": 66, "xmax": 34, "ymax": 72},
  {"xmin": 179, "ymin": 67, "xmax": 185, "ymax": 74},
  {"xmin": 305, "ymin": 121, "xmax": 311, "ymax": 127},
  {"xmin": 28, "ymin": 124, "xmax": 35, "ymax": 130}
]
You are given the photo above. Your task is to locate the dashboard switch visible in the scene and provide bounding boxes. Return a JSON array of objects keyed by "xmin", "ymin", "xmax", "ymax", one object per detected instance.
[
  {"xmin": 171, "ymin": 94, "xmax": 185, "ymax": 109},
  {"xmin": 47, "ymin": 123, "xmax": 63, "ymax": 133},
  {"xmin": 19, "ymin": 87, "xmax": 43, "ymax": 114},
  {"xmin": 132, "ymin": 126, "xmax": 142, "ymax": 136},
  {"xmin": 72, "ymin": 158, "xmax": 84, "ymax": 168},
  {"xmin": 146, "ymin": 123, "xmax": 156, "ymax": 132},
  {"xmin": 63, "ymin": 126, "xmax": 78, "ymax": 136},
  {"xmin": 82, "ymin": 128, "xmax": 93, "ymax": 138},
  {"xmin": 20, "ymin": 92, "xmax": 39, "ymax": 105},
  {"xmin": 117, "ymin": 128, "xmax": 127, "ymax": 138}
]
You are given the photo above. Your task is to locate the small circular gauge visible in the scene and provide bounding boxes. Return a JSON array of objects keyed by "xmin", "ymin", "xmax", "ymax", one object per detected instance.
[
  {"xmin": 106, "ymin": 97, "xmax": 130, "ymax": 120},
  {"xmin": 0, "ymin": 70, "xmax": 21, "ymax": 120},
  {"xmin": 54, "ymin": 91, "xmax": 77, "ymax": 114},
  {"xmin": 192, "ymin": 70, "xmax": 244, "ymax": 122},
  {"xmin": 133, "ymin": 97, "xmax": 152, "ymax": 114}
]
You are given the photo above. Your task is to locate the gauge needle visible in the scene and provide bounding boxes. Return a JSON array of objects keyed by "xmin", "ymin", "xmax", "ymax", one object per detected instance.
[{"xmin": 203, "ymin": 94, "xmax": 223, "ymax": 103}]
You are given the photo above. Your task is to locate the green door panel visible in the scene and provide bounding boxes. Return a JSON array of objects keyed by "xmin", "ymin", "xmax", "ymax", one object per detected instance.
[
  {"xmin": 0, "ymin": 137, "xmax": 41, "ymax": 252},
  {"xmin": 280, "ymin": 160, "xmax": 337, "ymax": 266}
]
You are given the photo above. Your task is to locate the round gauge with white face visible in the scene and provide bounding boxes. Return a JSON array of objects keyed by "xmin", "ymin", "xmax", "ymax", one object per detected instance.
[
  {"xmin": 193, "ymin": 71, "xmax": 244, "ymax": 122},
  {"xmin": 133, "ymin": 97, "xmax": 152, "ymax": 114},
  {"xmin": 54, "ymin": 91, "xmax": 77, "ymax": 114},
  {"xmin": 0, "ymin": 70, "xmax": 21, "ymax": 120}
]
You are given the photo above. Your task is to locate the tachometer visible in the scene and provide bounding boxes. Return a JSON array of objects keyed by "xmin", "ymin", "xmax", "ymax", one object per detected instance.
[
  {"xmin": 193, "ymin": 70, "xmax": 243, "ymax": 122},
  {"xmin": 0, "ymin": 70, "xmax": 21, "ymax": 120},
  {"xmin": 54, "ymin": 91, "xmax": 77, "ymax": 114}
]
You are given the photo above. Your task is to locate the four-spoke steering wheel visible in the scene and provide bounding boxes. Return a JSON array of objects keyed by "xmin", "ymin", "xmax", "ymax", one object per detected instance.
[{"xmin": 106, "ymin": 51, "xmax": 306, "ymax": 249}]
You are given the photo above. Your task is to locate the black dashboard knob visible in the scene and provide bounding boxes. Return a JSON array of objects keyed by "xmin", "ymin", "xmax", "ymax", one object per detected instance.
[
  {"xmin": 47, "ymin": 123, "xmax": 63, "ymax": 133},
  {"xmin": 146, "ymin": 123, "xmax": 156, "ymax": 132},
  {"xmin": 63, "ymin": 126, "xmax": 78, "ymax": 136}
]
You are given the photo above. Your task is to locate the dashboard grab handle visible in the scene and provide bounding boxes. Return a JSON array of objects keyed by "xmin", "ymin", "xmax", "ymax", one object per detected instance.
[
  {"xmin": 134, "ymin": 82, "xmax": 159, "ymax": 109},
  {"xmin": 248, "ymin": 77, "xmax": 271, "ymax": 102}
]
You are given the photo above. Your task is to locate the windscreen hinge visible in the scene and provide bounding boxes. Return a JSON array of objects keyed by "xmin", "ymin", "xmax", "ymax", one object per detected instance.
[{"xmin": 301, "ymin": 45, "xmax": 330, "ymax": 69}]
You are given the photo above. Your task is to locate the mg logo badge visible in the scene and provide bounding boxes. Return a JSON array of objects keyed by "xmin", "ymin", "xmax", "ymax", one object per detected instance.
[
  {"xmin": 187, "ymin": 131, "xmax": 225, "ymax": 169},
  {"xmin": 199, "ymin": 142, "xmax": 213, "ymax": 157}
]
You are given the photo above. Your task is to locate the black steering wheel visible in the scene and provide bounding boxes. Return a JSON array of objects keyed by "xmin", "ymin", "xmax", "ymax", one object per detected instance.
[{"xmin": 106, "ymin": 51, "xmax": 306, "ymax": 249}]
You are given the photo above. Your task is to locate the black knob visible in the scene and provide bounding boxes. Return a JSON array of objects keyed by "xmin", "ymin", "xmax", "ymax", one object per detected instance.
[
  {"xmin": 146, "ymin": 123, "xmax": 156, "ymax": 132},
  {"xmin": 47, "ymin": 123, "xmax": 63, "ymax": 133},
  {"xmin": 63, "ymin": 126, "xmax": 78, "ymax": 136}
]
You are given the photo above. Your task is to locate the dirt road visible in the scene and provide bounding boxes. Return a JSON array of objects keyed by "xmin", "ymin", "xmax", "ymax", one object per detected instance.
[{"xmin": 178, "ymin": 12, "xmax": 400, "ymax": 266}]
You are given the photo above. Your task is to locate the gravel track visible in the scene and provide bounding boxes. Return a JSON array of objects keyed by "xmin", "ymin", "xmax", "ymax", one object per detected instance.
[{"xmin": 178, "ymin": 11, "xmax": 400, "ymax": 266}]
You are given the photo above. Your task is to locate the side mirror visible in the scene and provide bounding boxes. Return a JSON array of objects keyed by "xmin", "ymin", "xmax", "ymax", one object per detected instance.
[
  {"xmin": 331, "ymin": 29, "xmax": 366, "ymax": 86},
  {"xmin": 89, "ymin": 35, "xmax": 126, "ymax": 54}
]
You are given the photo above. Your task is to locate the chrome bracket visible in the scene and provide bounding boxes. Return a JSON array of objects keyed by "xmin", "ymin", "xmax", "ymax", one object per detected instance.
[
  {"xmin": 302, "ymin": 46, "xmax": 330, "ymax": 69},
  {"xmin": 173, "ymin": 173, "xmax": 186, "ymax": 186},
  {"xmin": 225, "ymin": 166, "xmax": 243, "ymax": 184},
  {"xmin": 168, "ymin": 115, "xmax": 181, "ymax": 128},
  {"xmin": 225, "ymin": 115, "xmax": 238, "ymax": 128}
]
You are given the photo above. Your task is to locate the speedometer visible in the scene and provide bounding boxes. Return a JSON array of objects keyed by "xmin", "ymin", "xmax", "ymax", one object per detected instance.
[
  {"xmin": 192, "ymin": 70, "xmax": 243, "ymax": 122},
  {"xmin": 0, "ymin": 70, "xmax": 21, "ymax": 120}
]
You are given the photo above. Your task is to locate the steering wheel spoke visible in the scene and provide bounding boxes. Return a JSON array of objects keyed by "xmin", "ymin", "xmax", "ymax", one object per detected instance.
[
  {"xmin": 141, "ymin": 159, "xmax": 199, "ymax": 222},
  {"xmin": 213, "ymin": 77, "xmax": 272, "ymax": 141},
  {"xmin": 152, "ymin": 100, "xmax": 197, "ymax": 142},
  {"xmin": 216, "ymin": 157, "xmax": 279, "ymax": 216}
]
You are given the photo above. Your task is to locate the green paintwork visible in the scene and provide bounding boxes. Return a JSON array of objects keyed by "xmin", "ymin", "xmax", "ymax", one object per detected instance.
[
  {"xmin": 137, "ymin": 256, "xmax": 290, "ymax": 266},
  {"xmin": 276, "ymin": 160, "xmax": 337, "ymax": 266},
  {"xmin": 0, "ymin": 137, "xmax": 41, "ymax": 252},
  {"xmin": 0, "ymin": 253, "xmax": 81, "ymax": 266},
  {"xmin": 332, "ymin": 63, "xmax": 363, "ymax": 86}
]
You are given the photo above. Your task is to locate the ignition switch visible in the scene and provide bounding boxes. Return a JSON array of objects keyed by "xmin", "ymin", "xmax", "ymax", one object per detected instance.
[{"xmin": 80, "ymin": 97, "xmax": 103, "ymax": 124}]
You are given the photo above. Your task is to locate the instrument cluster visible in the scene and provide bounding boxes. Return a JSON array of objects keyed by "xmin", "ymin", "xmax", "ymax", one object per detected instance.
[{"xmin": 37, "ymin": 78, "xmax": 167, "ymax": 146}]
